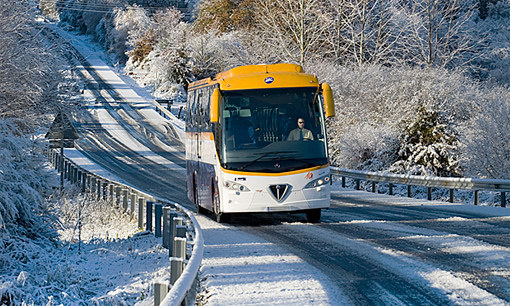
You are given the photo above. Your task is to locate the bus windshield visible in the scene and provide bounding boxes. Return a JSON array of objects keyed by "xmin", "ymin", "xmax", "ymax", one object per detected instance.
[{"xmin": 219, "ymin": 87, "xmax": 328, "ymax": 172}]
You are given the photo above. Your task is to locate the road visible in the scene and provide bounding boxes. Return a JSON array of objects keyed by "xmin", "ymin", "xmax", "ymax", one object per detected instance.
[{"xmin": 47, "ymin": 26, "xmax": 510, "ymax": 305}]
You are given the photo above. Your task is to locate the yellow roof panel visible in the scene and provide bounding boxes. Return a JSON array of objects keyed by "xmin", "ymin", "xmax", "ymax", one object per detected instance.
[{"xmin": 188, "ymin": 64, "xmax": 319, "ymax": 91}]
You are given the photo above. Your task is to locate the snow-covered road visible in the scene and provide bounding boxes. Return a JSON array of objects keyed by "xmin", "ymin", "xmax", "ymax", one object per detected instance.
[
  {"xmin": 52, "ymin": 25, "xmax": 348, "ymax": 305},
  {"xmin": 52, "ymin": 24, "xmax": 510, "ymax": 305}
]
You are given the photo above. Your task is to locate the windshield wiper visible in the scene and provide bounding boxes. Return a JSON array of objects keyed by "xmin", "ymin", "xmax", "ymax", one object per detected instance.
[{"xmin": 239, "ymin": 150, "xmax": 295, "ymax": 171}]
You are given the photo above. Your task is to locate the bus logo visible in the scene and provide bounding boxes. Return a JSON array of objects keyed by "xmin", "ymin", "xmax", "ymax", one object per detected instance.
[
  {"xmin": 264, "ymin": 77, "xmax": 274, "ymax": 84},
  {"xmin": 269, "ymin": 184, "xmax": 290, "ymax": 202},
  {"xmin": 305, "ymin": 172, "xmax": 313, "ymax": 179}
]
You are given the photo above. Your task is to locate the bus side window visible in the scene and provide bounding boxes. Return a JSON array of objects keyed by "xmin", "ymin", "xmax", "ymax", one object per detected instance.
[
  {"xmin": 186, "ymin": 90, "xmax": 195, "ymax": 132},
  {"xmin": 198, "ymin": 90, "xmax": 204, "ymax": 131},
  {"xmin": 203, "ymin": 87, "xmax": 212, "ymax": 132}
]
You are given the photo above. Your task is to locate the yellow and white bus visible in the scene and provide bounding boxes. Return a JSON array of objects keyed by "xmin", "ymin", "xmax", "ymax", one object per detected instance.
[{"xmin": 185, "ymin": 63, "xmax": 335, "ymax": 222}]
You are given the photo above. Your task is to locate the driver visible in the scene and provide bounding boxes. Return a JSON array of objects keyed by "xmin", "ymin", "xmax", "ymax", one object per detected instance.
[{"xmin": 287, "ymin": 117, "xmax": 313, "ymax": 141}]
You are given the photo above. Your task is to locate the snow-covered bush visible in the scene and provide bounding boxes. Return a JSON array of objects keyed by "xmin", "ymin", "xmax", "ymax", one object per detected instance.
[
  {"xmin": 460, "ymin": 85, "xmax": 510, "ymax": 179},
  {"xmin": 311, "ymin": 62, "xmax": 481, "ymax": 175},
  {"xmin": 391, "ymin": 102, "xmax": 461, "ymax": 176},
  {"xmin": 0, "ymin": 120, "xmax": 55, "ymax": 239},
  {"xmin": 94, "ymin": 5, "xmax": 151, "ymax": 64},
  {"xmin": 0, "ymin": 186, "xmax": 144, "ymax": 306}
]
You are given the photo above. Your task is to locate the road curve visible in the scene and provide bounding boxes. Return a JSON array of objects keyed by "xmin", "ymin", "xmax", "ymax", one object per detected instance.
[{"xmin": 46, "ymin": 26, "xmax": 510, "ymax": 305}]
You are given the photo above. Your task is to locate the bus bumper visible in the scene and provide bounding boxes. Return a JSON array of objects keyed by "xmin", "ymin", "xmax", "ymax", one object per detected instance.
[{"xmin": 221, "ymin": 185, "xmax": 330, "ymax": 213}]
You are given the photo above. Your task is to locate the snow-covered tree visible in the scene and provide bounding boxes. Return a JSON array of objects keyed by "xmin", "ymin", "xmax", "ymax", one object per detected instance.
[
  {"xmin": 0, "ymin": 0, "xmax": 67, "ymax": 130},
  {"xmin": 460, "ymin": 85, "xmax": 510, "ymax": 179},
  {"xmin": 255, "ymin": 0, "xmax": 330, "ymax": 66},
  {"xmin": 0, "ymin": 120, "xmax": 56, "ymax": 238},
  {"xmin": 94, "ymin": 5, "xmax": 150, "ymax": 63},
  {"xmin": 391, "ymin": 101, "xmax": 461, "ymax": 176},
  {"xmin": 192, "ymin": 0, "xmax": 257, "ymax": 33},
  {"xmin": 340, "ymin": 0, "xmax": 407, "ymax": 66},
  {"xmin": 402, "ymin": 0, "xmax": 481, "ymax": 69}
]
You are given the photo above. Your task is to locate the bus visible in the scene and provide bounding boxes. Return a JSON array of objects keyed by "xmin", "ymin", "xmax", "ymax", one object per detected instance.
[{"xmin": 185, "ymin": 63, "xmax": 335, "ymax": 223}]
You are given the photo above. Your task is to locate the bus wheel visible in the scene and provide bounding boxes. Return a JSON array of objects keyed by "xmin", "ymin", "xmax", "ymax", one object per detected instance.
[
  {"xmin": 194, "ymin": 177, "xmax": 206, "ymax": 215},
  {"xmin": 306, "ymin": 209, "xmax": 321, "ymax": 223},
  {"xmin": 213, "ymin": 184, "xmax": 231, "ymax": 223}
]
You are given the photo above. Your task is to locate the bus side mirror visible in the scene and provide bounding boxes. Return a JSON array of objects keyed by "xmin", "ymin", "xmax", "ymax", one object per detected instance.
[
  {"xmin": 321, "ymin": 83, "xmax": 335, "ymax": 117},
  {"xmin": 210, "ymin": 88, "xmax": 221, "ymax": 123}
]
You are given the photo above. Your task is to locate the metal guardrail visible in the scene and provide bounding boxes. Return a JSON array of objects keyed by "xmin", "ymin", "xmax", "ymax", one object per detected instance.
[
  {"xmin": 46, "ymin": 149, "xmax": 203, "ymax": 306},
  {"xmin": 154, "ymin": 100, "xmax": 184, "ymax": 120},
  {"xmin": 331, "ymin": 167, "xmax": 510, "ymax": 207}
]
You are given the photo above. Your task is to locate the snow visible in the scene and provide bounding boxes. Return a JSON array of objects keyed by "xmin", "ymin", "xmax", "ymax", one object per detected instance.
[
  {"xmin": 0, "ymin": 24, "xmax": 348, "ymax": 306},
  {"xmin": 5, "ymin": 22, "xmax": 510, "ymax": 306},
  {"xmin": 197, "ymin": 217, "xmax": 350, "ymax": 305}
]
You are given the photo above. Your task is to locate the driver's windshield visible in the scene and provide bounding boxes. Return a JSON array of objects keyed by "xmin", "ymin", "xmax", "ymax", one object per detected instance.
[{"xmin": 219, "ymin": 87, "xmax": 328, "ymax": 172}]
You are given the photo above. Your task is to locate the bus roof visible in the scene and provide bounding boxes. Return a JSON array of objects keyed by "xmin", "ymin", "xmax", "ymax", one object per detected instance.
[{"xmin": 188, "ymin": 63, "xmax": 319, "ymax": 91}]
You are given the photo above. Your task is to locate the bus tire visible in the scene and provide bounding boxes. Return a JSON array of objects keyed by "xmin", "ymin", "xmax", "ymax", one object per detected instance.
[
  {"xmin": 213, "ymin": 183, "xmax": 231, "ymax": 223},
  {"xmin": 306, "ymin": 209, "xmax": 321, "ymax": 223},
  {"xmin": 194, "ymin": 176, "xmax": 206, "ymax": 215}
]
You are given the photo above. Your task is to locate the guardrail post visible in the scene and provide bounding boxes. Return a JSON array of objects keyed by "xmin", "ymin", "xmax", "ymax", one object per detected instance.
[
  {"xmin": 90, "ymin": 177, "xmax": 96, "ymax": 193},
  {"xmin": 138, "ymin": 197, "xmax": 145, "ymax": 229},
  {"xmin": 155, "ymin": 203, "xmax": 162, "ymax": 238},
  {"xmin": 176, "ymin": 225, "xmax": 187, "ymax": 239},
  {"xmin": 53, "ymin": 152, "xmax": 57, "ymax": 169},
  {"xmin": 389, "ymin": 183, "xmax": 393, "ymax": 196},
  {"xmin": 58, "ymin": 153, "xmax": 63, "ymax": 171},
  {"xmin": 474, "ymin": 190, "xmax": 479, "ymax": 205},
  {"xmin": 77, "ymin": 170, "xmax": 82, "ymax": 188},
  {"xmin": 97, "ymin": 179, "xmax": 102, "ymax": 199},
  {"xmin": 102, "ymin": 182, "xmax": 108, "ymax": 200},
  {"xmin": 67, "ymin": 162, "xmax": 72, "ymax": 180},
  {"xmin": 154, "ymin": 282, "xmax": 168, "ymax": 306},
  {"xmin": 70, "ymin": 165, "xmax": 76, "ymax": 183},
  {"xmin": 427, "ymin": 187, "xmax": 432, "ymax": 201},
  {"xmin": 146, "ymin": 201, "xmax": 153, "ymax": 232},
  {"xmin": 68, "ymin": 164, "xmax": 73, "ymax": 183},
  {"xmin": 501, "ymin": 192, "xmax": 506, "ymax": 208},
  {"xmin": 73, "ymin": 166, "xmax": 78, "ymax": 184},
  {"xmin": 109, "ymin": 184, "xmax": 115, "ymax": 204},
  {"xmin": 64, "ymin": 161, "xmax": 68, "ymax": 180},
  {"xmin": 371, "ymin": 181, "xmax": 376, "ymax": 193},
  {"xmin": 81, "ymin": 173, "xmax": 87, "ymax": 192},
  {"xmin": 407, "ymin": 185, "xmax": 412, "ymax": 198},
  {"xmin": 170, "ymin": 257, "xmax": 183, "ymax": 285},
  {"xmin": 162, "ymin": 207, "xmax": 172, "ymax": 249},
  {"xmin": 63, "ymin": 160, "xmax": 68, "ymax": 179},
  {"xmin": 170, "ymin": 216, "xmax": 183, "ymax": 256},
  {"xmin": 130, "ymin": 193, "xmax": 137, "ymax": 215},
  {"xmin": 342, "ymin": 177, "xmax": 346, "ymax": 188},
  {"xmin": 115, "ymin": 186, "xmax": 122, "ymax": 206},
  {"xmin": 74, "ymin": 167, "xmax": 78, "ymax": 184},
  {"xmin": 355, "ymin": 179, "xmax": 360, "ymax": 190},
  {"xmin": 449, "ymin": 189, "xmax": 454, "ymax": 203},
  {"xmin": 123, "ymin": 189, "xmax": 129, "ymax": 211},
  {"xmin": 173, "ymin": 237, "xmax": 186, "ymax": 259},
  {"xmin": 71, "ymin": 165, "xmax": 76, "ymax": 182}
]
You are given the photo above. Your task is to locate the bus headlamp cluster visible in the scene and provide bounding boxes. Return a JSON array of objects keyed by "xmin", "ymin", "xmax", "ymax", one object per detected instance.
[
  {"xmin": 304, "ymin": 175, "xmax": 330, "ymax": 189},
  {"xmin": 224, "ymin": 181, "xmax": 250, "ymax": 192}
]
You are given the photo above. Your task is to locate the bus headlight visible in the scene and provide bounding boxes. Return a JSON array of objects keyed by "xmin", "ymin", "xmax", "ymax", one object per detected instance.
[
  {"xmin": 224, "ymin": 181, "xmax": 250, "ymax": 192},
  {"xmin": 304, "ymin": 175, "xmax": 330, "ymax": 189}
]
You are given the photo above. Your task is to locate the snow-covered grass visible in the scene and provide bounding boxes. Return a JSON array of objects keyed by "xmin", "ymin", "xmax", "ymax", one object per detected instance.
[{"xmin": 0, "ymin": 182, "xmax": 169, "ymax": 306}]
